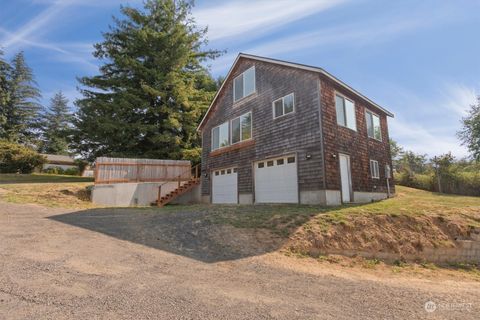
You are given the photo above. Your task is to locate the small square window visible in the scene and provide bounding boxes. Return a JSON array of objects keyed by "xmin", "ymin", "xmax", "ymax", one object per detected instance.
[
  {"xmin": 258, "ymin": 162, "xmax": 264, "ymax": 168},
  {"xmin": 267, "ymin": 160, "xmax": 274, "ymax": 167},
  {"xmin": 277, "ymin": 159, "xmax": 284, "ymax": 165},
  {"xmin": 221, "ymin": 170, "xmax": 225, "ymax": 175},
  {"xmin": 215, "ymin": 171, "xmax": 219, "ymax": 176},
  {"xmin": 227, "ymin": 169, "xmax": 231, "ymax": 174},
  {"xmin": 233, "ymin": 168, "xmax": 237, "ymax": 173},
  {"xmin": 287, "ymin": 156, "xmax": 295, "ymax": 163}
]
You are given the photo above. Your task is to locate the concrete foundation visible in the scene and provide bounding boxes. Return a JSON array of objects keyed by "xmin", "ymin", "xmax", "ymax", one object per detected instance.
[
  {"xmin": 353, "ymin": 191, "xmax": 388, "ymax": 203},
  {"xmin": 299, "ymin": 190, "xmax": 325, "ymax": 205},
  {"xmin": 239, "ymin": 193, "xmax": 254, "ymax": 204},
  {"xmin": 92, "ymin": 181, "xmax": 201, "ymax": 207}
]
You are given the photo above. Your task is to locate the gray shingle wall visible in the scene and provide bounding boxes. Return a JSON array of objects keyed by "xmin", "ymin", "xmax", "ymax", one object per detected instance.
[{"xmin": 200, "ymin": 58, "xmax": 324, "ymax": 196}]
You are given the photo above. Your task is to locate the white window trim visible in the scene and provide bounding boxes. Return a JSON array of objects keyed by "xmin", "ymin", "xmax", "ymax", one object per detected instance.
[
  {"xmin": 365, "ymin": 109, "xmax": 382, "ymax": 141},
  {"xmin": 335, "ymin": 91, "xmax": 357, "ymax": 131},
  {"xmin": 233, "ymin": 66, "xmax": 256, "ymax": 103},
  {"xmin": 370, "ymin": 160, "xmax": 380, "ymax": 179},
  {"xmin": 230, "ymin": 111, "xmax": 253, "ymax": 145},
  {"xmin": 272, "ymin": 93, "xmax": 295, "ymax": 119},
  {"xmin": 211, "ymin": 121, "xmax": 229, "ymax": 151}
]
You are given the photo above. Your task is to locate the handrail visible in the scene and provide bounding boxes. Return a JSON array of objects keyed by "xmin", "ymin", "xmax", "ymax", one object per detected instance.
[{"xmin": 157, "ymin": 164, "xmax": 200, "ymax": 205}]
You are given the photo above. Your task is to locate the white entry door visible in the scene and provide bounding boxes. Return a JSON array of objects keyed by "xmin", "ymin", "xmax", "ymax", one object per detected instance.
[
  {"xmin": 212, "ymin": 168, "xmax": 238, "ymax": 204},
  {"xmin": 254, "ymin": 155, "xmax": 298, "ymax": 203},
  {"xmin": 339, "ymin": 154, "xmax": 352, "ymax": 203}
]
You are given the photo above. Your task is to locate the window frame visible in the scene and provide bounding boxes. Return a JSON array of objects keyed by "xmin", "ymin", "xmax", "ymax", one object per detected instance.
[
  {"xmin": 335, "ymin": 92, "xmax": 357, "ymax": 131},
  {"xmin": 230, "ymin": 111, "xmax": 252, "ymax": 145},
  {"xmin": 272, "ymin": 93, "xmax": 295, "ymax": 119},
  {"xmin": 233, "ymin": 66, "xmax": 256, "ymax": 103},
  {"xmin": 211, "ymin": 121, "xmax": 229, "ymax": 151},
  {"xmin": 370, "ymin": 160, "xmax": 380, "ymax": 179},
  {"xmin": 365, "ymin": 109, "xmax": 382, "ymax": 141}
]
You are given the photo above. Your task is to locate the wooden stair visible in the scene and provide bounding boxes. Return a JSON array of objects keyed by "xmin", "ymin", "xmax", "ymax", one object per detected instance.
[{"xmin": 156, "ymin": 164, "xmax": 201, "ymax": 207}]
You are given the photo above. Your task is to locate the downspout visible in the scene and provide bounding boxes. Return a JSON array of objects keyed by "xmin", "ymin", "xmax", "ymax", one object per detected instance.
[{"xmin": 317, "ymin": 78, "xmax": 327, "ymax": 191}]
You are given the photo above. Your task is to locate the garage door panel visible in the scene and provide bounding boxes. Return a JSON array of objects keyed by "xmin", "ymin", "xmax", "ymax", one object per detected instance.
[
  {"xmin": 255, "ymin": 156, "xmax": 298, "ymax": 203},
  {"xmin": 212, "ymin": 168, "xmax": 238, "ymax": 204}
]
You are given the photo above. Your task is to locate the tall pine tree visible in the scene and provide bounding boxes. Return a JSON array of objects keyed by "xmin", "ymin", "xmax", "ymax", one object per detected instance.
[
  {"xmin": 0, "ymin": 50, "xmax": 10, "ymax": 138},
  {"xmin": 40, "ymin": 91, "xmax": 72, "ymax": 155},
  {"xmin": 73, "ymin": 0, "xmax": 220, "ymax": 161},
  {"xmin": 2, "ymin": 52, "xmax": 42, "ymax": 145}
]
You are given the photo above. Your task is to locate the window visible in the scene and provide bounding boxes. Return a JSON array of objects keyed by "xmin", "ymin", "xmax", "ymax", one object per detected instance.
[
  {"xmin": 234, "ymin": 67, "xmax": 255, "ymax": 102},
  {"xmin": 366, "ymin": 111, "xmax": 382, "ymax": 140},
  {"xmin": 221, "ymin": 170, "xmax": 225, "ymax": 175},
  {"xmin": 267, "ymin": 160, "xmax": 274, "ymax": 167},
  {"xmin": 287, "ymin": 156, "xmax": 295, "ymax": 164},
  {"xmin": 215, "ymin": 171, "xmax": 219, "ymax": 176},
  {"xmin": 231, "ymin": 112, "xmax": 252, "ymax": 144},
  {"xmin": 385, "ymin": 164, "xmax": 391, "ymax": 179},
  {"xmin": 277, "ymin": 159, "xmax": 284, "ymax": 165},
  {"xmin": 258, "ymin": 162, "xmax": 264, "ymax": 168},
  {"xmin": 273, "ymin": 93, "xmax": 294, "ymax": 118},
  {"xmin": 370, "ymin": 160, "xmax": 380, "ymax": 179},
  {"xmin": 212, "ymin": 122, "xmax": 229, "ymax": 151},
  {"xmin": 227, "ymin": 169, "xmax": 231, "ymax": 174},
  {"xmin": 335, "ymin": 94, "xmax": 356, "ymax": 130}
]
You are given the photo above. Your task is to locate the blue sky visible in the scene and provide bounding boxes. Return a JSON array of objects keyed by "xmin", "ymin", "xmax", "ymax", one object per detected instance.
[{"xmin": 1, "ymin": 0, "xmax": 479, "ymax": 157}]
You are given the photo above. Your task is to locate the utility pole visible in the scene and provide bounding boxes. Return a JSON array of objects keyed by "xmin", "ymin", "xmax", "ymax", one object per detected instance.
[{"xmin": 434, "ymin": 156, "xmax": 442, "ymax": 193}]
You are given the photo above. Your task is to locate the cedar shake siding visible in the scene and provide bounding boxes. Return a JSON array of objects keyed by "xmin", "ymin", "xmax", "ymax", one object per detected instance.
[
  {"xmin": 199, "ymin": 53, "xmax": 394, "ymax": 205},
  {"xmin": 201, "ymin": 59, "xmax": 324, "ymax": 199}
]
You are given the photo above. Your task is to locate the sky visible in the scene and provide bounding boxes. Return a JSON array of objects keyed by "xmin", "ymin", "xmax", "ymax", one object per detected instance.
[{"xmin": 1, "ymin": 0, "xmax": 479, "ymax": 158}]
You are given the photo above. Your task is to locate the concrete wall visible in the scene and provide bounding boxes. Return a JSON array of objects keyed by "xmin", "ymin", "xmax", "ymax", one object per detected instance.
[{"xmin": 92, "ymin": 181, "xmax": 201, "ymax": 207}]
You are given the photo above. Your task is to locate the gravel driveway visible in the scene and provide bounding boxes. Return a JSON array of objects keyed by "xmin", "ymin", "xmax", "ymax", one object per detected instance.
[{"xmin": 1, "ymin": 201, "xmax": 479, "ymax": 319}]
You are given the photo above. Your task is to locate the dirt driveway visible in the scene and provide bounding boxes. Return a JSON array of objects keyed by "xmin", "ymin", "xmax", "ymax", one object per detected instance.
[{"xmin": 1, "ymin": 201, "xmax": 479, "ymax": 319}]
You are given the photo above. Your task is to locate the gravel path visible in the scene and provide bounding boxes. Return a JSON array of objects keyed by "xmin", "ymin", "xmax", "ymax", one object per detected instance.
[{"xmin": 1, "ymin": 201, "xmax": 478, "ymax": 319}]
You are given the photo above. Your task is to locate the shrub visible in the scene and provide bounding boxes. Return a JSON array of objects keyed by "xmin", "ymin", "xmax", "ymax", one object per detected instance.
[
  {"xmin": 64, "ymin": 167, "xmax": 79, "ymax": 176},
  {"xmin": 0, "ymin": 140, "xmax": 46, "ymax": 174},
  {"xmin": 43, "ymin": 167, "xmax": 65, "ymax": 175}
]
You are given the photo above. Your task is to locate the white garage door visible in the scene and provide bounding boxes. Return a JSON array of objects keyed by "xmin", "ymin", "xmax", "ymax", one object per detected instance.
[
  {"xmin": 254, "ymin": 155, "xmax": 298, "ymax": 203},
  {"xmin": 212, "ymin": 168, "xmax": 238, "ymax": 204}
]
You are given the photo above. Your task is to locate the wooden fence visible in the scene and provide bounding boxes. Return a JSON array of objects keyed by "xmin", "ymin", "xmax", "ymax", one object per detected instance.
[{"xmin": 94, "ymin": 157, "xmax": 192, "ymax": 184}]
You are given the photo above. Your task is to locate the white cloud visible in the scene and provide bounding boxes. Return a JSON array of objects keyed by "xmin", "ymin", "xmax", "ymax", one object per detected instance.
[
  {"xmin": 194, "ymin": 0, "xmax": 347, "ymax": 41},
  {"xmin": 442, "ymin": 84, "xmax": 478, "ymax": 116}
]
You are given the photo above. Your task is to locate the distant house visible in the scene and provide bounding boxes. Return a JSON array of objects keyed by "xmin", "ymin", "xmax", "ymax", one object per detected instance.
[
  {"xmin": 41, "ymin": 154, "xmax": 77, "ymax": 171},
  {"xmin": 197, "ymin": 53, "xmax": 395, "ymax": 205}
]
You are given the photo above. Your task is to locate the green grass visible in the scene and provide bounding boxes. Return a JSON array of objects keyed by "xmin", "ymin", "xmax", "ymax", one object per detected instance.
[
  {"xmin": 0, "ymin": 173, "xmax": 94, "ymax": 184},
  {"xmin": 157, "ymin": 186, "xmax": 480, "ymax": 237}
]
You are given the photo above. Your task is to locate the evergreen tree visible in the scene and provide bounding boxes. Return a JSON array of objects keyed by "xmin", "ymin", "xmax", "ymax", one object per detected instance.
[
  {"xmin": 2, "ymin": 52, "xmax": 42, "ymax": 144},
  {"xmin": 458, "ymin": 96, "xmax": 480, "ymax": 161},
  {"xmin": 40, "ymin": 91, "xmax": 72, "ymax": 155},
  {"xmin": 0, "ymin": 50, "xmax": 10, "ymax": 138},
  {"xmin": 73, "ymin": 0, "xmax": 220, "ymax": 161}
]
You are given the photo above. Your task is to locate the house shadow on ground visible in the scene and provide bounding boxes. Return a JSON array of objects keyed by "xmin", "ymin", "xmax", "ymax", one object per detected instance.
[{"xmin": 49, "ymin": 204, "xmax": 347, "ymax": 263}]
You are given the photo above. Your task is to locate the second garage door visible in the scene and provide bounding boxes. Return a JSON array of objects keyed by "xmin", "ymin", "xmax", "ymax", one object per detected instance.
[
  {"xmin": 212, "ymin": 168, "xmax": 238, "ymax": 204},
  {"xmin": 254, "ymin": 155, "xmax": 298, "ymax": 203}
]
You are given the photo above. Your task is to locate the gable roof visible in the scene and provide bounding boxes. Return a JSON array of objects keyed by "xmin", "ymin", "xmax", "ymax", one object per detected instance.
[
  {"xmin": 41, "ymin": 154, "xmax": 75, "ymax": 164},
  {"xmin": 197, "ymin": 53, "xmax": 394, "ymax": 131}
]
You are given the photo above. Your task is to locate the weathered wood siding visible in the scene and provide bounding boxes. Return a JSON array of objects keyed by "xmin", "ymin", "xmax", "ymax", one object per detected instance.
[{"xmin": 200, "ymin": 58, "xmax": 324, "ymax": 196}]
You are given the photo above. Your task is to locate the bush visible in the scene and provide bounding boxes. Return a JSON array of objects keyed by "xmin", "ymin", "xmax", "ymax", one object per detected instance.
[
  {"xmin": 0, "ymin": 140, "xmax": 45, "ymax": 174},
  {"xmin": 64, "ymin": 167, "xmax": 79, "ymax": 176},
  {"xmin": 43, "ymin": 167, "xmax": 65, "ymax": 175}
]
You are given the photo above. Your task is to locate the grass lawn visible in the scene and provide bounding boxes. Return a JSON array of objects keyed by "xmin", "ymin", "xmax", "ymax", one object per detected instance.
[
  {"xmin": 0, "ymin": 173, "xmax": 95, "ymax": 209},
  {"xmin": 0, "ymin": 173, "xmax": 94, "ymax": 184},
  {"xmin": 158, "ymin": 186, "xmax": 480, "ymax": 237}
]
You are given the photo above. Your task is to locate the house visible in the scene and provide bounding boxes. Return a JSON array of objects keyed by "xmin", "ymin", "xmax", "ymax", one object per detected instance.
[
  {"xmin": 197, "ymin": 53, "xmax": 395, "ymax": 205},
  {"xmin": 41, "ymin": 154, "xmax": 77, "ymax": 171}
]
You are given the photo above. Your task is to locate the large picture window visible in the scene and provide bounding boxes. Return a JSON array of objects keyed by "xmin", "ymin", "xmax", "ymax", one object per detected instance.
[
  {"xmin": 273, "ymin": 93, "xmax": 294, "ymax": 118},
  {"xmin": 234, "ymin": 67, "xmax": 255, "ymax": 102},
  {"xmin": 212, "ymin": 122, "xmax": 229, "ymax": 150},
  {"xmin": 366, "ymin": 110, "xmax": 382, "ymax": 141},
  {"xmin": 231, "ymin": 112, "xmax": 252, "ymax": 144},
  {"xmin": 335, "ymin": 94, "xmax": 356, "ymax": 131}
]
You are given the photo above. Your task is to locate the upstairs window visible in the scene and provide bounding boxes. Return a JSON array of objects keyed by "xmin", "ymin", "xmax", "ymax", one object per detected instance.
[
  {"xmin": 212, "ymin": 122, "xmax": 229, "ymax": 150},
  {"xmin": 231, "ymin": 112, "xmax": 252, "ymax": 144},
  {"xmin": 335, "ymin": 94, "xmax": 356, "ymax": 131},
  {"xmin": 366, "ymin": 110, "xmax": 382, "ymax": 141},
  {"xmin": 273, "ymin": 93, "xmax": 295, "ymax": 118},
  {"xmin": 234, "ymin": 67, "xmax": 255, "ymax": 102},
  {"xmin": 370, "ymin": 160, "xmax": 380, "ymax": 179}
]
